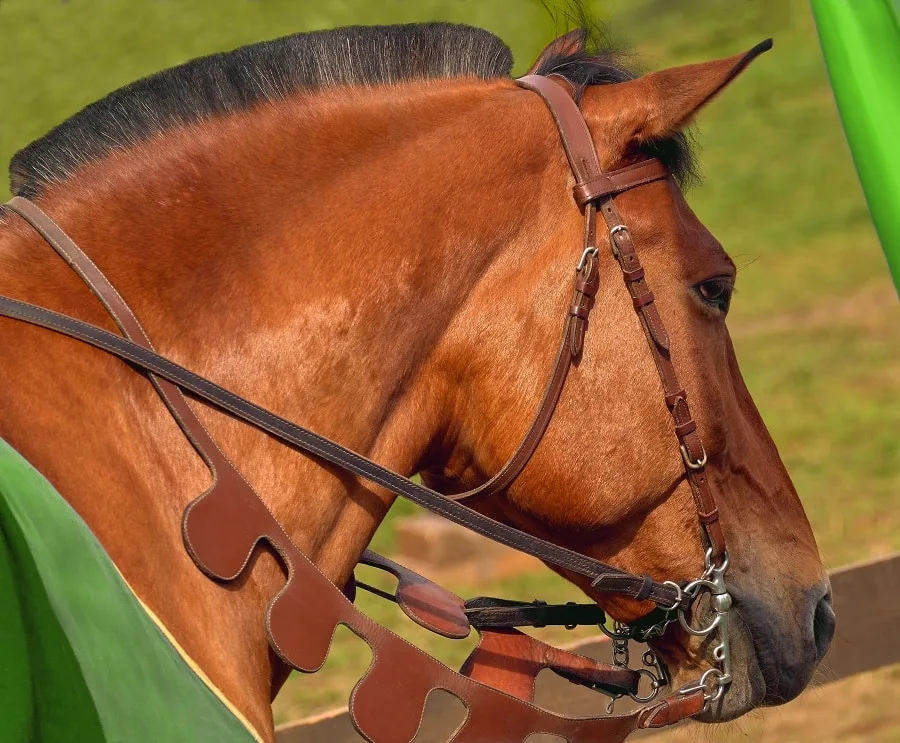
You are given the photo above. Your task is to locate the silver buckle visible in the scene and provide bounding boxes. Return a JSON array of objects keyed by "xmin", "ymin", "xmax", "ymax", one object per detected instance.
[
  {"xmin": 608, "ymin": 225, "xmax": 628, "ymax": 259},
  {"xmin": 577, "ymin": 246, "xmax": 598, "ymax": 272},
  {"xmin": 680, "ymin": 443, "xmax": 708, "ymax": 470}
]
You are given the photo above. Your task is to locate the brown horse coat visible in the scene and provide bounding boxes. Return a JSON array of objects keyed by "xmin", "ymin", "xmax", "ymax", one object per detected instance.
[{"xmin": 0, "ymin": 25, "xmax": 831, "ymax": 740}]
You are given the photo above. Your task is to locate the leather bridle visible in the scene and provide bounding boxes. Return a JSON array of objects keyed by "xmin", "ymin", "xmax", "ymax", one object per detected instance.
[{"xmin": 0, "ymin": 73, "xmax": 735, "ymax": 740}]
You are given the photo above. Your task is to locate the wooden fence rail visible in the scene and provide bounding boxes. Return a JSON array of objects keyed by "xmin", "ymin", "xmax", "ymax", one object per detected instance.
[{"xmin": 275, "ymin": 552, "xmax": 900, "ymax": 743}]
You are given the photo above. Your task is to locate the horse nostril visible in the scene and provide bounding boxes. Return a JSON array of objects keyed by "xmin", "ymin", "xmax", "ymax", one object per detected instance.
[{"xmin": 813, "ymin": 588, "xmax": 836, "ymax": 661}]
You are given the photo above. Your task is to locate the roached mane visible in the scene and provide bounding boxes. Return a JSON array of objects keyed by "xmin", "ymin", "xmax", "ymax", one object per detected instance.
[{"xmin": 9, "ymin": 21, "xmax": 696, "ymax": 197}]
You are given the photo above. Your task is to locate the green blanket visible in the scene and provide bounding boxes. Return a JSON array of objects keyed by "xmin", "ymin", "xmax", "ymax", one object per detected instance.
[{"xmin": 0, "ymin": 439, "xmax": 257, "ymax": 742}]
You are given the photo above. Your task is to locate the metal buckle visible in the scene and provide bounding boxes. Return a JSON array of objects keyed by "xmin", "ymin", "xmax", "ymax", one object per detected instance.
[
  {"xmin": 608, "ymin": 225, "xmax": 628, "ymax": 259},
  {"xmin": 654, "ymin": 580, "xmax": 684, "ymax": 612},
  {"xmin": 680, "ymin": 443, "xmax": 708, "ymax": 470},
  {"xmin": 577, "ymin": 246, "xmax": 598, "ymax": 272}
]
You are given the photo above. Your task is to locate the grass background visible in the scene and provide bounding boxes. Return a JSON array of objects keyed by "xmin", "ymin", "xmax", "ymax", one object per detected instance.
[{"xmin": 2, "ymin": 0, "xmax": 898, "ymax": 739}]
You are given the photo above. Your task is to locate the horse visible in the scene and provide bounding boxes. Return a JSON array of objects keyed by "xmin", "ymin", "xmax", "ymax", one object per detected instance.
[{"xmin": 0, "ymin": 21, "xmax": 834, "ymax": 742}]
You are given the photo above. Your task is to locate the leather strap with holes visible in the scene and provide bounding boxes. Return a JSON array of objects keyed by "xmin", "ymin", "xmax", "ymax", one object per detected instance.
[{"xmin": 516, "ymin": 74, "xmax": 724, "ymax": 559}]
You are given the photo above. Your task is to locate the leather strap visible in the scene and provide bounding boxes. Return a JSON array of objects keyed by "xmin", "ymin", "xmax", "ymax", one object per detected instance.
[
  {"xmin": 2, "ymin": 196, "xmax": 269, "ymax": 554},
  {"xmin": 517, "ymin": 74, "xmax": 605, "ymax": 185},
  {"xmin": 602, "ymin": 203, "xmax": 725, "ymax": 558},
  {"xmin": 443, "ymin": 77, "xmax": 667, "ymax": 504},
  {"xmin": 513, "ymin": 75, "xmax": 725, "ymax": 560},
  {"xmin": 463, "ymin": 596, "xmax": 605, "ymax": 630},
  {"xmin": 459, "ymin": 627, "xmax": 640, "ymax": 702},
  {"xmin": 5, "ymin": 191, "xmax": 582, "ymax": 512},
  {"xmin": 0, "ymin": 290, "xmax": 688, "ymax": 609},
  {"xmin": 573, "ymin": 160, "xmax": 670, "ymax": 206},
  {"xmin": 357, "ymin": 556, "xmax": 642, "ymax": 700}
]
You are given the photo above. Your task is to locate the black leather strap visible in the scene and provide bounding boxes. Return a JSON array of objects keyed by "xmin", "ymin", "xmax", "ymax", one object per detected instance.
[{"xmin": 464, "ymin": 596, "xmax": 606, "ymax": 630}]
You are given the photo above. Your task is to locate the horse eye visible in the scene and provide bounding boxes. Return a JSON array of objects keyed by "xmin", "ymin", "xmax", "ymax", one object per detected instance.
[{"xmin": 696, "ymin": 277, "xmax": 734, "ymax": 315}]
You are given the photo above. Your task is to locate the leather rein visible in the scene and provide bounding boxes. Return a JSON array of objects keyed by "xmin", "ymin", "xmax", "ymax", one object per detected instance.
[{"xmin": 0, "ymin": 74, "xmax": 735, "ymax": 740}]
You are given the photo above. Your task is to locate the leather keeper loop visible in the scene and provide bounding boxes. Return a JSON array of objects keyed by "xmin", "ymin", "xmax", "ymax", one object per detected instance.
[
  {"xmin": 623, "ymin": 266, "xmax": 645, "ymax": 282},
  {"xmin": 569, "ymin": 304, "xmax": 590, "ymax": 320},
  {"xmin": 573, "ymin": 179, "xmax": 613, "ymax": 206},
  {"xmin": 635, "ymin": 575, "xmax": 654, "ymax": 602},
  {"xmin": 665, "ymin": 390, "xmax": 687, "ymax": 408},
  {"xmin": 572, "ymin": 159, "xmax": 668, "ymax": 206},
  {"xmin": 674, "ymin": 420, "xmax": 697, "ymax": 437},
  {"xmin": 698, "ymin": 508, "xmax": 720, "ymax": 525},
  {"xmin": 574, "ymin": 278, "xmax": 597, "ymax": 296},
  {"xmin": 632, "ymin": 292, "xmax": 655, "ymax": 309}
]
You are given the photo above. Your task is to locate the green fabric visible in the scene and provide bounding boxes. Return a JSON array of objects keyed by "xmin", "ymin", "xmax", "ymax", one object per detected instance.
[
  {"xmin": 0, "ymin": 439, "xmax": 256, "ymax": 743},
  {"xmin": 811, "ymin": 0, "xmax": 900, "ymax": 293}
]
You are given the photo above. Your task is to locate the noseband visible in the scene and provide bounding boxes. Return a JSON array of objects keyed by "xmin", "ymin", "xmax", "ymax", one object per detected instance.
[{"xmin": 0, "ymin": 73, "xmax": 734, "ymax": 741}]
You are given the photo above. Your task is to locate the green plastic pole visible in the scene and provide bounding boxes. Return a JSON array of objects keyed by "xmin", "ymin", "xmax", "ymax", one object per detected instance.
[{"xmin": 811, "ymin": 0, "xmax": 900, "ymax": 294}]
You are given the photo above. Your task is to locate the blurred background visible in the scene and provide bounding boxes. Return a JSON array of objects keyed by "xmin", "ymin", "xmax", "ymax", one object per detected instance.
[{"xmin": 2, "ymin": 1, "xmax": 897, "ymax": 741}]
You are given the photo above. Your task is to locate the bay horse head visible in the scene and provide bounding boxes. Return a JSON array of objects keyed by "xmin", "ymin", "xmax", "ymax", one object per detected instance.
[
  {"xmin": 0, "ymin": 20, "xmax": 832, "ymax": 739},
  {"xmin": 424, "ymin": 30, "xmax": 834, "ymax": 721}
]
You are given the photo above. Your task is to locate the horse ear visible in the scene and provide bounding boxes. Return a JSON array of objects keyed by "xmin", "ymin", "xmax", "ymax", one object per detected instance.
[
  {"xmin": 583, "ymin": 39, "xmax": 773, "ymax": 151},
  {"xmin": 526, "ymin": 29, "xmax": 587, "ymax": 74}
]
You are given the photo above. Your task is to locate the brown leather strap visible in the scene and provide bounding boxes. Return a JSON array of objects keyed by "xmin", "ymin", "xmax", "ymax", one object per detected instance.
[
  {"xmin": 3, "ymin": 196, "xmax": 267, "ymax": 548},
  {"xmin": 573, "ymin": 160, "xmax": 669, "ymax": 206},
  {"xmin": 513, "ymin": 75, "xmax": 726, "ymax": 560},
  {"xmin": 514, "ymin": 76, "xmax": 723, "ymax": 558},
  {"xmin": 638, "ymin": 689, "xmax": 706, "ymax": 729},
  {"xmin": 358, "ymin": 555, "xmax": 641, "ymax": 700},
  {"xmin": 444, "ymin": 252, "xmax": 597, "ymax": 502},
  {"xmin": 460, "ymin": 627, "xmax": 640, "ymax": 702},
  {"xmin": 447, "ymin": 77, "xmax": 667, "ymax": 503},
  {"xmin": 602, "ymin": 203, "xmax": 725, "ymax": 558},
  {"xmin": 517, "ymin": 74, "xmax": 605, "ymax": 185}
]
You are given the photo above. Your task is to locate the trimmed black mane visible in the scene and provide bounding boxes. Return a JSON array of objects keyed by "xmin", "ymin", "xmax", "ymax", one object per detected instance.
[{"xmin": 10, "ymin": 21, "xmax": 696, "ymax": 197}]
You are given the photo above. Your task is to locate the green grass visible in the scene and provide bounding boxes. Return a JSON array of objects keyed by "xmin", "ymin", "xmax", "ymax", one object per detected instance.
[
  {"xmin": 0, "ymin": 0, "xmax": 564, "ymax": 197},
  {"xmin": 2, "ymin": 0, "xmax": 898, "ymax": 729}
]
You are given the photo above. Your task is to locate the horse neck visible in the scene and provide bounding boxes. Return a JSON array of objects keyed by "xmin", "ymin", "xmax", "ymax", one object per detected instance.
[
  {"xmin": 0, "ymin": 79, "xmax": 561, "ymax": 736},
  {"xmin": 3, "ymin": 79, "xmax": 547, "ymax": 582}
]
